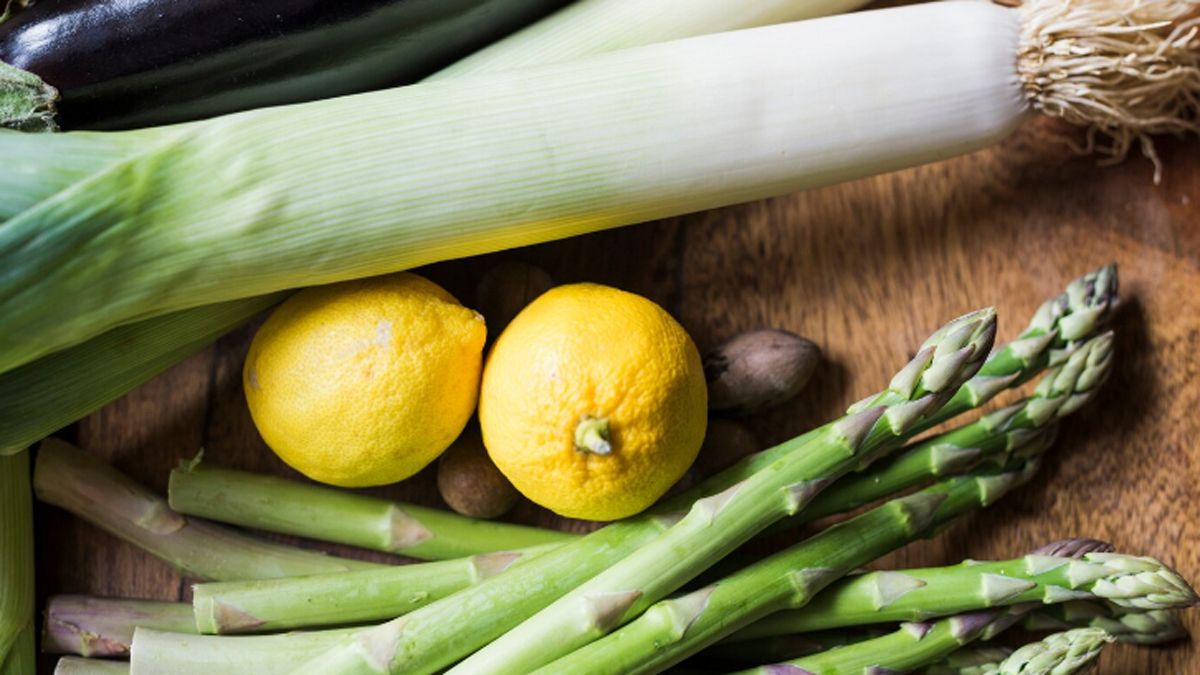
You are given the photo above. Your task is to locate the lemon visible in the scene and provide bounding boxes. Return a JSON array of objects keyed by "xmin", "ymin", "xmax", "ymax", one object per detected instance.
[
  {"xmin": 244, "ymin": 273, "xmax": 486, "ymax": 487},
  {"xmin": 479, "ymin": 283, "xmax": 707, "ymax": 520}
]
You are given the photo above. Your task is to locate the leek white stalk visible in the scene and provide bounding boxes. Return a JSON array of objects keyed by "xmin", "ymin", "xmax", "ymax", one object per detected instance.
[
  {"xmin": 1, "ymin": 0, "xmax": 1197, "ymax": 377},
  {"xmin": 0, "ymin": 451, "xmax": 33, "ymax": 675},
  {"xmin": 432, "ymin": 0, "xmax": 874, "ymax": 79},
  {"xmin": 0, "ymin": 0, "xmax": 869, "ymax": 454}
]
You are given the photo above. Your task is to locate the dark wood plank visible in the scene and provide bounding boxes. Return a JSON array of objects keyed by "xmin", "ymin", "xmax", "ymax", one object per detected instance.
[{"xmin": 34, "ymin": 120, "xmax": 1198, "ymax": 673}]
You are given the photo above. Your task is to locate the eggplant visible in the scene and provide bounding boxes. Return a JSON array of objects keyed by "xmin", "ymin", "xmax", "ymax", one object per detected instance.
[{"xmin": 0, "ymin": 0, "xmax": 570, "ymax": 129}]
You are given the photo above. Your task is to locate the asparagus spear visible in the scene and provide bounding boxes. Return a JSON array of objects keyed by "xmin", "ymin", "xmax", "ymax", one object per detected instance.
[
  {"xmin": 529, "ymin": 459, "xmax": 1045, "ymax": 675},
  {"xmin": 990, "ymin": 627, "xmax": 1111, "ymax": 675},
  {"xmin": 192, "ymin": 429, "xmax": 1050, "ymax": 636},
  {"xmin": 924, "ymin": 629, "xmax": 1111, "ymax": 675},
  {"xmin": 913, "ymin": 264, "xmax": 1117, "ymax": 433},
  {"xmin": 735, "ymin": 613, "xmax": 1113, "ymax": 675},
  {"xmin": 701, "ymin": 629, "xmax": 890, "ymax": 666},
  {"xmin": 450, "ymin": 310, "xmax": 996, "ymax": 674},
  {"xmin": 34, "ymin": 439, "xmax": 382, "ymax": 580},
  {"xmin": 798, "ymin": 330, "xmax": 1112, "ymax": 522},
  {"xmin": 923, "ymin": 645, "xmax": 1016, "ymax": 675},
  {"xmin": 732, "ymin": 540, "xmax": 1119, "ymax": 675},
  {"xmin": 130, "ymin": 626, "xmax": 354, "ymax": 675},
  {"xmin": 53, "ymin": 657, "xmax": 131, "ymax": 675},
  {"xmin": 192, "ymin": 545, "xmax": 554, "ymax": 633},
  {"xmin": 168, "ymin": 459, "xmax": 573, "ymax": 560},
  {"xmin": 0, "ymin": 450, "xmax": 34, "ymax": 675},
  {"xmin": 711, "ymin": 599, "xmax": 1184, "ymax": 669},
  {"xmin": 1023, "ymin": 600, "xmax": 1188, "ymax": 645},
  {"xmin": 286, "ymin": 310, "xmax": 997, "ymax": 675},
  {"xmin": 726, "ymin": 540, "xmax": 1196, "ymax": 639},
  {"xmin": 42, "ymin": 596, "xmax": 197, "ymax": 657}
]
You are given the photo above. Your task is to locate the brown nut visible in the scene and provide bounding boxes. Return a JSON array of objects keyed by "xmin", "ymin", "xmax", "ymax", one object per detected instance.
[
  {"xmin": 437, "ymin": 431, "xmax": 519, "ymax": 519},
  {"xmin": 475, "ymin": 262, "xmax": 554, "ymax": 336},
  {"xmin": 703, "ymin": 329, "xmax": 820, "ymax": 414}
]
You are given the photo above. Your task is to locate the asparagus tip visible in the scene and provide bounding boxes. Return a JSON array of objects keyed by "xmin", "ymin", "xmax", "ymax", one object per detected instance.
[{"xmin": 1032, "ymin": 539, "xmax": 1115, "ymax": 557}]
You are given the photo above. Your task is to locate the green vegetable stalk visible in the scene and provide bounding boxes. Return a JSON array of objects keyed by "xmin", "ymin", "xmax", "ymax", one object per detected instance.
[
  {"xmin": 130, "ymin": 627, "xmax": 354, "ymax": 675},
  {"xmin": 991, "ymin": 628, "xmax": 1112, "ymax": 675},
  {"xmin": 701, "ymin": 629, "xmax": 888, "ymax": 666},
  {"xmin": 33, "ymin": 439, "xmax": 382, "ymax": 580},
  {"xmin": 0, "ymin": 295, "xmax": 283, "ymax": 454},
  {"xmin": 0, "ymin": 450, "xmax": 33, "ymax": 675},
  {"xmin": 289, "ymin": 309, "xmax": 996, "ymax": 675},
  {"xmin": 191, "ymin": 425, "xmax": 1044, "ymax": 636},
  {"xmin": 42, "ymin": 596, "xmax": 197, "ymax": 657},
  {"xmin": 731, "ymin": 539, "xmax": 1123, "ymax": 675},
  {"xmin": 727, "ymin": 542, "xmax": 1197, "ymax": 639},
  {"xmin": 191, "ymin": 546, "xmax": 553, "ymax": 634},
  {"xmin": 52, "ymin": 658, "xmax": 130, "ymax": 675},
  {"xmin": 925, "ymin": 629, "xmax": 1111, "ymax": 675},
  {"xmin": 168, "ymin": 459, "xmax": 572, "ymax": 561},
  {"xmin": 798, "ymin": 327, "xmax": 1112, "ymax": 524},
  {"xmin": 1022, "ymin": 600, "xmax": 1188, "ymax": 645},
  {"xmin": 742, "ymin": 610, "xmax": 1115, "ymax": 675},
  {"xmin": 912, "ymin": 264, "xmax": 1116, "ymax": 433},
  {"xmin": 530, "ymin": 461, "xmax": 1044, "ymax": 675},
  {"xmin": 923, "ymin": 645, "xmax": 1016, "ymax": 675}
]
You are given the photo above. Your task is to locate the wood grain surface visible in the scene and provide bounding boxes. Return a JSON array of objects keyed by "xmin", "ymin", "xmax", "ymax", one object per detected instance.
[{"xmin": 31, "ymin": 117, "xmax": 1199, "ymax": 672}]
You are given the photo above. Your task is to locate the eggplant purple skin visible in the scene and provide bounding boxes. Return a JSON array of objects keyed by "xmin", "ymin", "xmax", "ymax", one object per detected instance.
[{"xmin": 0, "ymin": 0, "xmax": 570, "ymax": 129}]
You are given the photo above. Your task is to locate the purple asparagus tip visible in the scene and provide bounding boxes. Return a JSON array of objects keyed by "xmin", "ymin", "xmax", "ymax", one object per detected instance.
[{"xmin": 1031, "ymin": 538, "xmax": 1114, "ymax": 558}]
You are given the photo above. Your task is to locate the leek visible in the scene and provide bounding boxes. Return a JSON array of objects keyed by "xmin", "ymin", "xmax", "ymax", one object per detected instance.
[
  {"xmin": 0, "ymin": 295, "xmax": 283, "ymax": 455},
  {"xmin": 0, "ymin": 451, "xmax": 33, "ymax": 675},
  {"xmin": 1, "ymin": 0, "xmax": 1196, "ymax": 375},
  {"xmin": 431, "ymin": 0, "xmax": 873, "ymax": 79},
  {"xmin": 0, "ymin": 0, "xmax": 871, "ymax": 454}
]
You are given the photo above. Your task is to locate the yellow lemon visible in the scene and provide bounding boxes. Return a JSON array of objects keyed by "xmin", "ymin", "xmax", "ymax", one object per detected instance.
[
  {"xmin": 479, "ymin": 283, "xmax": 707, "ymax": 520},
  {"xmin": 244, "ymin": 273, "xmax": 486, "ymax": 487}
]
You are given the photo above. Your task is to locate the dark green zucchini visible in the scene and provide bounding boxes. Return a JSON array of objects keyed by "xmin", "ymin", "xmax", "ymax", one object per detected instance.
[{"xmin": 0, "ymin": 0, "xmax": 570, "ymax": 129}]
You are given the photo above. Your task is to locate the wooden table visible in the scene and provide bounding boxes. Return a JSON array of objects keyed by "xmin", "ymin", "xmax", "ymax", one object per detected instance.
[{"xmin": 34, "ymin": 117, "xmax": 1199, "ymax": 673}]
